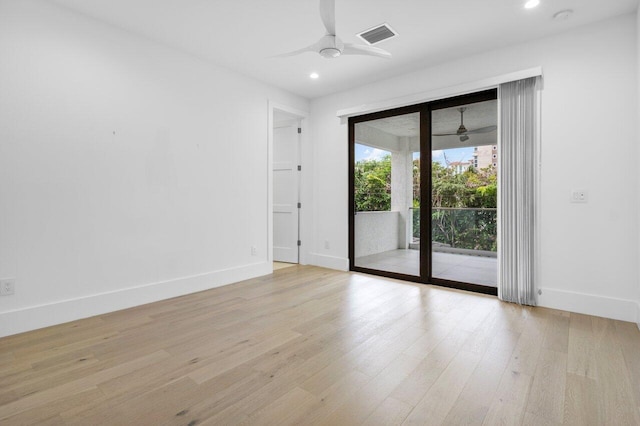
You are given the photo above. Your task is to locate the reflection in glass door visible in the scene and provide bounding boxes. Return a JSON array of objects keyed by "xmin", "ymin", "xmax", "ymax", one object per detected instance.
[
  {"xmin": 431, "ymin": 99, "xmax": 498, "ymax": 288},
  {"xmin": 352, "ymin": 110, "xmax": 421, "ymax": 277}
]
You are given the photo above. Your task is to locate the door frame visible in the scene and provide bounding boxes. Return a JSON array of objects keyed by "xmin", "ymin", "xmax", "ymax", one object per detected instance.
[
  {"xmin": 268, "ymin": 102, "xmax": 308, "ymax": 267},
  {"xmin": 348, "ymin": 90, "xmax": 498, "ymax": 296},
  {"xmin": 349, "ymin": 104, "xmax": 425, "ymax": 284}
]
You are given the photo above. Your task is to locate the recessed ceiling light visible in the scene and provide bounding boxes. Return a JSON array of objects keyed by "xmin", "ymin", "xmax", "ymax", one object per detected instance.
[
  {"xmin": 524, "ymin": 0, "xmax": 540, "ymax": 9},
  {"xmin": 553, "ymin": 9, "xmax": 573, "ymax": 21},
  {"xmin": 310, "ymin": 72, "xmax": 319, "ymax": 79}
]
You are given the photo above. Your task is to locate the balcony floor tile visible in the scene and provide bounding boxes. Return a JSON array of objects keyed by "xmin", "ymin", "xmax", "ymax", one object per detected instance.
[{"xmin": 355, "ymin": 249, "xmax": 497, "ymax": 287}]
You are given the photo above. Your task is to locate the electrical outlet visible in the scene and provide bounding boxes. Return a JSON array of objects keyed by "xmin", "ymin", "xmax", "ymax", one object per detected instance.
[
  {"xmin": 0, "ymin": 278, "xmax": 15, "ymax": 296},
  {"xmin": 251, "ymin": 246, "xmax": 257, "ymax": 256},
  {"xmin": 324, "ymin": 240, "xmax": 330, "ymax": 250},
  {"xmin": 570, "ymin": 189, "xmax": 588, "ymax": 203}
]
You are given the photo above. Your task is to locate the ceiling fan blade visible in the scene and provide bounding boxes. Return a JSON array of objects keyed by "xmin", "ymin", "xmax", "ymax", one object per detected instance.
[
  {"xmin": 465, "ymin": 125, "xmax": 497, "ymax": 134},
  {"xmin": 434, "ymin": 125, "xmax": 497, "ymax": 136},
  {"xmin": 271, "ymin": 41, "xmax": 320, "ymax": 58},
  {"xmin": 342, "ymin": 43, "xmax": 391, "ymax": 58},
  {"xmin": 319, "ymin": 0, "xmax": 336, "ymax": 35}
]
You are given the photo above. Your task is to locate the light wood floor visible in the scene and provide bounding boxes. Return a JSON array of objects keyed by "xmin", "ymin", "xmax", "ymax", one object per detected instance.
[
  {"xmin": 1, "ymin": 266, "xmax": 639, "ymax": 425},
  {"xmin": 273, "ymin": 261, "xmax": 297, "ymax": 271}
]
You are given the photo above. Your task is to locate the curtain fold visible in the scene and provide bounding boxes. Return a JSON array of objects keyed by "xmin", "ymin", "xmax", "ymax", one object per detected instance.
[{"xmin": 498, "ymin": 77, "xmax": 539, "ymax": 306}]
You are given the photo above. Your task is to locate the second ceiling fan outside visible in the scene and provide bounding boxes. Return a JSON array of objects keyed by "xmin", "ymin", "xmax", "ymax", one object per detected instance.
[{"xmin": 433, "ymin": 107, "xmax": 497, "ymax": 142}]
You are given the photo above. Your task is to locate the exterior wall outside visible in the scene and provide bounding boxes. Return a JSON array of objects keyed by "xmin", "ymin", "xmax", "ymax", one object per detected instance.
[{"xmin": 354, "ymin": 212, "xmax": 400, "ymax": 258}]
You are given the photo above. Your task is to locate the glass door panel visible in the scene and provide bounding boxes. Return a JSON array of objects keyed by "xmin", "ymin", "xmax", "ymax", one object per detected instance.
[
  {"xmin": 353, "ymin": 111, "xmax": 420, "ymax": 277},
  {"xmin": 430, "ymin": 99, "xmax": 498, "ymax": 287}
]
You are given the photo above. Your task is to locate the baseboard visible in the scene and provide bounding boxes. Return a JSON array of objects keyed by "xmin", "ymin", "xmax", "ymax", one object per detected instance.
[
  {"xmin": 309, "ymin": 253, "xmax": 349, "ymax": 271},
  {"xmin": 538, "ymin": 287, "xmax": 638, "ymax": 323},
  {"xmin": 0, "ymin": 261, "xmax": 271, "ymax": 338}
]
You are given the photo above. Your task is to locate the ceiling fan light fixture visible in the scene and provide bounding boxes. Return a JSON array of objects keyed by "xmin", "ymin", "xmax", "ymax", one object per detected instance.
[
  {"xmin": 460, "ymin": 135, "xmax": 470, "ymax": 142},
  {"xmin": 319, "ymin": 47, "xmax": 341, "ymax": 58}
]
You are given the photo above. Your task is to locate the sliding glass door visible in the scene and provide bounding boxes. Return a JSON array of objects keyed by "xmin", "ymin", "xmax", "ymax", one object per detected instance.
[
  {"xmin": 349, "ymin": 90, "xmax": 498, "ymax": 295},
  {"xmin": 430, "ymin": 95, "xmax": 498, "ymax": 291},
  {"xmin": 351, "ymin": 109, "xmax": 421, "ymax": 278}
]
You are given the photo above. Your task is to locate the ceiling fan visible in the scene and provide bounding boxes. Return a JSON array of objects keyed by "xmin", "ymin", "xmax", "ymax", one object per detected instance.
[
  {"xmin": 275, "ymin": 0, "xmax": 391, "ymax": 59},
  {"xmin": 433, "ymin": 107, "xmax": 497, "ymax": 142}
]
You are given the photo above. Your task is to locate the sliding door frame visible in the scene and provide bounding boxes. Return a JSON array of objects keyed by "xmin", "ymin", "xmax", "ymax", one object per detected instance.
[
  {"xmin": 349, "ymin": 89, "xmax": 498, "ymax": 296},
  {"xmin": 349, "ymin": 104, "xmax": 425, "ymax": 284}
]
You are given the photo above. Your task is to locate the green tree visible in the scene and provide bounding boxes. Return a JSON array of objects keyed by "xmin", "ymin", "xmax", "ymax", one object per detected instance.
[
  {"xmin": 431, "ymin": 164, "xmax": 497, "ymax": 251},
  {"xmin": 353, "ymin": 150, "xmax": 497, "ymax": 252},
  {"xmin": 354, "ymin": 155, "xmax": 391, "ymax": 211}
]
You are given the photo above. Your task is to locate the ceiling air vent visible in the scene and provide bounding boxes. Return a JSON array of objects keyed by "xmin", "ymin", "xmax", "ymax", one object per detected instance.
[{"xmin": 357, "ymin": 23, "xmax": 397, "ymax": 45}]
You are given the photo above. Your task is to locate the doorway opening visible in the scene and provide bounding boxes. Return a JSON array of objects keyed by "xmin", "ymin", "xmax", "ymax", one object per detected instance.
[{"xmin": 349, "ymin": 90, "xmax": 498, "ymax": 295}]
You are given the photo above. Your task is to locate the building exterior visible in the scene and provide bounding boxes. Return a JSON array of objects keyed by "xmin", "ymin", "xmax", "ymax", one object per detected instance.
[
  {"xmin": 449, "ymin": 160, "xmax": 473, "ymax": 174},
  {"xmin": 473, "ymin": 145, "xmax": 498, "ymax": 169}
]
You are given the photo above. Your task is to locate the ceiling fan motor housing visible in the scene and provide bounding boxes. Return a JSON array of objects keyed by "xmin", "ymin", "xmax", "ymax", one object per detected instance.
[
  {"xmin": 320, "ymin": 48, "xmax": 341, "ymax": 58},
  {"xmin": 319, "ymin": 35, "xmax": 343, "ymax": 58}
]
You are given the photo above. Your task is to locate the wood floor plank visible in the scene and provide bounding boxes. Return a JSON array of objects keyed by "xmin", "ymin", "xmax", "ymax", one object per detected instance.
[
  {"xmin": 238, "ymin": 386, "xmax": 318, "ymax": 426},
  {"xmin": 593, "ymin": 319, "xmax": 640, "ymax": 425},
  {"xmin": 363, "ymin": 397, "xmax": 413, "ymax": 426},
  {"xmin": 525, "ymin": 349, "xmax": 567, "ymax": 424},
  {"xmin": 482, "ymin": 400, "xmax": 526, "ymax": 426},
  {"xmin": 0, "ymin": 387, "xmax": 103, "ymax": 425},
  {"xmin": 319, "ymin": 353, "xmax": 423, "ymax": 425},
  {"xmin": 158, "ymin": 367, "xmax": 274, "ymax": 425},
  {"xmin": 402, "ymin": 349, "xmax": 483, "ymax": 425},
  {"xmin": 613, "ymin": 320, "xmax": 640, "ymax": 407},
  {"xmin": 567, "ymin": 330, "xmax": 598, "ymax": 379},
  {"xmin": 390, "ymin": 328, "xmax": 472, "ymax": 407},
  {"xmin": 522, "ymin": 411, "xmax": 562, "ymax": 426},
  {"xmin": 542, "ymin": 312, "xmax": 570, "ymax": 354},
  {"xmin": 198, "ymin": 343, "xmax": 345, "ymax": 423},
  {"xmin": 0, "ymin": 350, "xmax": 170, "ymax": 420},
  {"xmin": 301, "ymin": 369, "xmax": 371, "ymax": 424},
  {"xmin": 563, "ymin": 373, "xmax": 602, "ymax": 425},
  {"xmin": 443, "ymin": 330, "xmax": 518, "ymax": 425},
  {"xmin": 0, "ymin": 265, "xmax": 638, "ymax": 425},
  {"xmin": 508, "ymin": 318, "xmax": 546, "ymax": 377},
  {"xmin": 187, "ymin": 329, "xmax": 301, "ymax": 384}
]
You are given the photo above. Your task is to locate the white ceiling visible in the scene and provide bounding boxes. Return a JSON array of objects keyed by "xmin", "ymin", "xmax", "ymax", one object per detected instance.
[{"xmin": 52, "ymin": 0, "xmax": 638, "ymax": 99}]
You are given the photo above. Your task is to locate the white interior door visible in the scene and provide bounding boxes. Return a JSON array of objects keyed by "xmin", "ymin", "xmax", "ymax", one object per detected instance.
[{"xmin": 273, "ymin": 123, "xmax": 299, "ymax": 263}]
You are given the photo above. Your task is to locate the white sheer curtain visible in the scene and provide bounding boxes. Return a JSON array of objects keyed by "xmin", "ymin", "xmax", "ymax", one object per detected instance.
[{"xmin": 498, "ymin": 77, "xmax": 540, "ymax": 305}]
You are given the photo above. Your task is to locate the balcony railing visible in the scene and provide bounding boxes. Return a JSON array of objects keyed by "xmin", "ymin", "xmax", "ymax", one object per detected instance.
[{"xmin": 411, "ymin": 207, "xmax": 497, "ymax": 255}]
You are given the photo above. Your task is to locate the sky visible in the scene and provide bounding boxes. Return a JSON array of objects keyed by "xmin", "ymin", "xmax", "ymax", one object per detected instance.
[{"xmin": 355, "ymin": 143, "xmax": 474, "ymax": 166}]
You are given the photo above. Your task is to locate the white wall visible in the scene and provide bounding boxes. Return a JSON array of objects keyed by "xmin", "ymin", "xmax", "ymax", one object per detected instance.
[
  {"xmin": 637, "ymin": 8, "xmax": 640, "ymax": 329},
  {"xmin": 0, "ymin": 0, "xmax": 308, "ymax": 337},
  {"xmin": 309, "ymin": 13, "xmax": 639, "ymax": 322}
]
